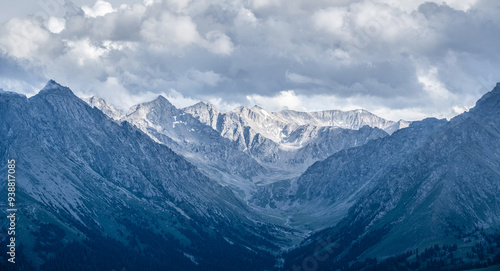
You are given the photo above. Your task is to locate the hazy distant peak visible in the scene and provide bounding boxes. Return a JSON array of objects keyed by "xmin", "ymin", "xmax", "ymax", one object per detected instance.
[
  {"xmin": 84, "ymin": 95, "xmax": 125, "ymax": 121},
  {"xmin": 186, "ymin": 101, "xmax": 218, "ymax": 112}
]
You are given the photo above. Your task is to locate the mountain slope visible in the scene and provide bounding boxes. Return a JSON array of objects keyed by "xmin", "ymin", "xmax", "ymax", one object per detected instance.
[
  {"xmin": 88, "ymin": 95, "xmax": 392, "ymax": 187},
  {"xmin": 87, "ymin": 95, "xmax": 269, "ymax": 194},
  {"xmin": 250, "ymin": 118, "xmax": 446, "ymax": 230},
  {"xmin": 0, "ymin": 81, "xmax": 284, "ymax": 270},
  {"xmin": 283, "ymin": 83, "xmax": 500, "ymax": 270}
]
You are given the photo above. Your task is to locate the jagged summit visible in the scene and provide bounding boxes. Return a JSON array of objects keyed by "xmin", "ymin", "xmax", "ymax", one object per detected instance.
[
  {"xmin": 148, "ymin": 94, "xmax": 175, "ymax": 108},
  {"xmin": 38, "ymin": 80, "xmax": 74, "ymax": 96}
]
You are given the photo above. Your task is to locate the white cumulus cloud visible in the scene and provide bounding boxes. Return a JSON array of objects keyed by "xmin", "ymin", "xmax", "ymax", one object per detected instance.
[
  {"xmin": 45, "ymin": 17, "xmax": 66, "ymax": 34},
  {"xmin": 82, "ymin": 0, "xmax": 116, "ymax": 18}
]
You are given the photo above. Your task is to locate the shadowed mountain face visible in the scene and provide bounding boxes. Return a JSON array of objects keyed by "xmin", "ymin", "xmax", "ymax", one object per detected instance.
[
  {"xmin": 249, "ymin": 118, "xmax": 448, "ymax": 231},
  {"xmin": 0, "ymin": 81, "xmax": 285, "ymax": 270},
  {"xmin": 283, "ymin": 83, "xmax": 500, "ymax": 270}
]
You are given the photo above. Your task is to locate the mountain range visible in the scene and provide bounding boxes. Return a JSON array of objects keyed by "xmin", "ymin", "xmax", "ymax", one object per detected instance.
[
  {"xmin": 184, "ymin": 102, "xmax": 408, "ymax": 174},
  {"xmin": 84, "ymin": 92, "xmax": 403, "ymax": 199},
  {"xmin": 1, "ymin": 80, "xmax": 499, "ymax": 270},
  {"xmin": 0, "ymin": 81, "xmax": 287, "ymax": 270}
]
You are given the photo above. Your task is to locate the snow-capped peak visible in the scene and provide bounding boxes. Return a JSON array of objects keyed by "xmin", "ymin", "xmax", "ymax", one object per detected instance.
[
  {"xmin": 186, "ymin": 101, "xmax": 219, "ymax": 113},
  {"xmin": 125, "ymin": 95, "xmax": 175, "ymax": 116},
  {"xmin": 183, "ymin": 101, "xmax": 221, "ymax": 130},
  {"xmin": 251, "ymin": 105, "xmax": 273, "ymax": 118},
  {"xmin": 84, "ymin": 95, "xmax": 125, "ymax": 121}
]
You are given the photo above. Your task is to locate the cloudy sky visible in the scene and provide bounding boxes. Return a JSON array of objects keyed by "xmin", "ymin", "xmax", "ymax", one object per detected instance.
[{"xmin": 1, "ymin": 0, "xmax": 499, "ymax": 120}]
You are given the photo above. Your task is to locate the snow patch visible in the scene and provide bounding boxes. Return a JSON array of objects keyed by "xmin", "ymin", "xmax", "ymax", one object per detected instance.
[{"xmin": 183, "ymin": 253, "xmax": 199, "ymax": 265}]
